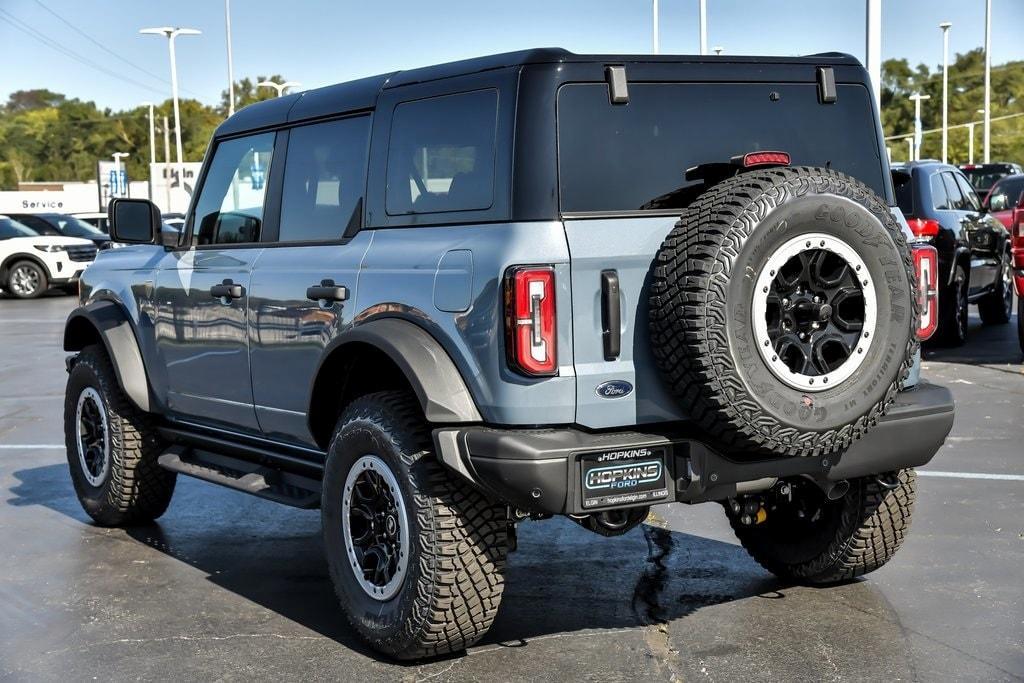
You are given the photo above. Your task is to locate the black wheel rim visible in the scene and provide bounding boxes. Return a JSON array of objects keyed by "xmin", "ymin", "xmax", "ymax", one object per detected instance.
[
  {"xmin": 1002, "ymin": 259, "xmax": 1013, "ymax": 318},
  {"xmin": 955, "ymin": 270, "xmax": 968, "ymax": 338},
  {"xmin": 75, "ymin": 387, "xmax": 109, "ymax": 486},
  {"xmin": 754, "ymin": 234, "xmax": 875, "ymax": 391},
  {"xmin": 342, "ymin": 455, "xmax": 409, "ymax": 600}
]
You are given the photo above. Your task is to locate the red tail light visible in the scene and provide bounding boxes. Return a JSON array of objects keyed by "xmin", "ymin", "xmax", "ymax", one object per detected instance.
[
  {"xmin": 505, "ymin": 266, "xmax": 557, "ymax": 376},
  {"xmin": 906, "ymin": 217, "xmax": 941, "ymax": 238},
  {"xmin": 912, "ymin": 244, "xmax": 939, "ymax": 341},
  {"xmin": 1013, "ymin": 213, "xmax": 1024, "ymax": 296},
  {"xmin": 739, "ymin": 151, "xmax": 790, "ymax": 168}
]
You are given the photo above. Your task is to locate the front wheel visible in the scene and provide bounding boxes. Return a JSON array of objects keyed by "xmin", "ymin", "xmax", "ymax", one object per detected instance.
[
  {"xmin": 6, "ymin": 260, "xmax": 48, "ymax": 299},
  {"xmin": 978, "ymin": 251, "xmax": 1013, "ymax": 325},
  {"xmin": 64, "ymin": 345, "xmax": 176, "ymax": 525},
  {"xmin": 321, "ymin": 391, "xmax": 509, "ymax": 660},
  {"xmin": 727, "ymin": 470, "xmax": 916, "ymax": 584}
]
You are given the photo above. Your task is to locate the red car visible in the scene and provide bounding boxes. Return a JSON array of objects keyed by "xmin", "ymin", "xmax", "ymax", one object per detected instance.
[{"xmin": 984, "ymin": 176, "xmax": 1024, "ymax": 350}]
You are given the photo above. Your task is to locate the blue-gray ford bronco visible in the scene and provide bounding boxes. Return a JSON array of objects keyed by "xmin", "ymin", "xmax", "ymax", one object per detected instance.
[{"xmin": 62, "ymin": 49, "xmax": 954, "ymax": 659}]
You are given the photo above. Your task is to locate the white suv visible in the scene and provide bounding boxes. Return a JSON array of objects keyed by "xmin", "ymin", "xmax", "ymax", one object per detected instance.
[{"xmin": 0, "ymin": 215, "xmax": 96, "ymax": 298}]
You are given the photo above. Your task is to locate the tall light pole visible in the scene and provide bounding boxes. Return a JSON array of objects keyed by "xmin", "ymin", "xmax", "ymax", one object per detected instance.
[
  {"xmin": 698, "ymin": 0, "xmax": 708, "ymax": 55},
  {"xmin": 111, "ymin": 152, "xmax": 130, "ymax": 199},
  {"xmin": 257, "ymin": 80, "xmax": 301, "ymax": 97},
  {"xmin": 865, "ymin": 0, "xmax": 882, "ymax": 113},
  {"xmin": 940, "ymin": 22, "xmax": 952, "ymax": 164},
  {"xmin": 140, "ymin": 26, "xmax": 201, "ymax": 205},
  {"xmin": 141, "ymin": 102, "xmax": 155, "ymax": 202},
  {"xmin": 652, "ymin": 0, "xmax": 659, "ymax": 54},
  {"xmin": 225, "ymin": 0, "xmax": 236, "ymax": 117},
  {"xmin": 906, "ymin": 137, "xmax": 914, "ymax": 162},
  {"xmin": 909, "ymin": 93, "xmax": 931, "ymax": 161},
  {"xmin": 162, "ymin": 116, "xmax": 172, "ymax": 212},
  {"xmin": 966, "ymin": 122, "xmax": 975, "ymax": 164},
  {"xmin": 983, "ymin": 0, "xmax": 992, "ymax": 163}
]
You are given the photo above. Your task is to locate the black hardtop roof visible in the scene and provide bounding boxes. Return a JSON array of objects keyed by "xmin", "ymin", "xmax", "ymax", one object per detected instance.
[{"xmin": 216, "ymin": 47, "xmax": 865, "ymax": 137}]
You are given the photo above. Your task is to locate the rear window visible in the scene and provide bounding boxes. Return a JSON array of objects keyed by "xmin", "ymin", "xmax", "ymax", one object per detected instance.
[
  {"xmin": 892, "ymin": 171, "xmax": 914, "ymax": 215},
  {"xmin": 557, "ymin": 82, "xmax": 887, "ymax": 214}
]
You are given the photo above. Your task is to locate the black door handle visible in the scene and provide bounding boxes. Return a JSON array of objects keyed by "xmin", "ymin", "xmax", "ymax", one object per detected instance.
[
  {"xmin": 306, "ymin": 279, "xmax": 349, "ymax": 302},
  {"xmin": 601, "ymin": 269, "xmax": 621, "ymax": 360},
  {"xmin": 210, "ymin": 279, "xmax": 243, "ymax": 299}
]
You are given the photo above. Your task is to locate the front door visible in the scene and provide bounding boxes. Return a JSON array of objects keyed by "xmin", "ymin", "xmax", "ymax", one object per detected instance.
[
  {"xmin": 154, "ymin": 131, "xmax": 276, "ymax": 431},
  {"xmin": 247, "ymin": 116, "xmax": 372, "ymax": 445}
]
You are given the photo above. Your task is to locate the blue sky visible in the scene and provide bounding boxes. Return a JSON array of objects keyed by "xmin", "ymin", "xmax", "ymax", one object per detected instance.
[{"xmin": 1, "ymin": 0, "xmax": 1022, "ymax": 111}]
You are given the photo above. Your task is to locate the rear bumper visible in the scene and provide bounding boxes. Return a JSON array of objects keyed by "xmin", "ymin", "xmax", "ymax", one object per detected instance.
[{"xmin": 433, "ymin": 382, "xmax": 954, "ymax": 515}]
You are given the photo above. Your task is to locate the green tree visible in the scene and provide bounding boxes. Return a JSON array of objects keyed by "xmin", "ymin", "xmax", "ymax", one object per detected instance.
[{"xmin": 218, "ymin": 75, "xmax": 289, "ymax": 116}]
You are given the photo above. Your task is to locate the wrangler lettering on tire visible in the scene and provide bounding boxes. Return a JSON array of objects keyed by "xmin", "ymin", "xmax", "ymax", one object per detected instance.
[{"xmin": 650, "ymin": 167, "xmax": 918, "ymax": 458}]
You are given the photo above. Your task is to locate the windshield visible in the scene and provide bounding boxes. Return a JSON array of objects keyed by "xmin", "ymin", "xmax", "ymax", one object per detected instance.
[
  {"xmin": 53, "ymin": 215, "xmax": 106, "ymax": 237},
  {"xmin": 557, "ymin": 82, "xmax": 888, "ymax": 213},
  {"xmin": 984, "ymin": 175, "xmax": 1024, "ymax": 210},
  {"xmin": 0, "ymin": 217, "xmax": 38, "ymax": 240}
]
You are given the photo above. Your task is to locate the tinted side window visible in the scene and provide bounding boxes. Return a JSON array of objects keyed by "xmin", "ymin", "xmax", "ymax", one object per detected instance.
[
  {"xmin": 942, "ymin": 172, "xmax": 966, "ymax": 210},
  {"xmin": 278, "ymin": 117, "xmax": 370, "ymax": 242},
  {"xmin": 954, "ymin": 173, "xmax": 981, "ymax": 211},
  {"xmin": 191, "ymin": 132, "xmax": 275, "ymax": 245},
  {"xmin": 930, "ymin": 173, "xmax": 951, "ymax": 210},
  {"xmin": 385, "ymin": 90, "xmax": 498, "ymax": 215}
]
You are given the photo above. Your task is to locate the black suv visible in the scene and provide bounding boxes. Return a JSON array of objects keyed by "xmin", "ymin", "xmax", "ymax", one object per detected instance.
[
  {"xmin": 893, "ymin": 161, "xmax": 1013, "ymax": 344},
  {"xmin": 9, "ymin": 213, "xmax": 111, "ymax": 249},
  {"xmin": 959, "ymin": 162, "xmax": 1023, "ymax": 198}
]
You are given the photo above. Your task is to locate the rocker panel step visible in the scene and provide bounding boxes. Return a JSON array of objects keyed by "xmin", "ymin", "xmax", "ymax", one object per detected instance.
[{"xmin": 158, "ymin": 447, "xmax": 321, "ymax": 509}]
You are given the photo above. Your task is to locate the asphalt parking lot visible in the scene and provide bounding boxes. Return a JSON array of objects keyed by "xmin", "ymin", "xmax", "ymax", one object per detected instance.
[{"xmin": 1, "ymin": 294, "xmax": 1021, "ymax": 682}]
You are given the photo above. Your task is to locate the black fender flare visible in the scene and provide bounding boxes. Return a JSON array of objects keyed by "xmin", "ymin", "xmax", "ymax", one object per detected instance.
[
  {"xmin": 311, "ymin": 318, "xmax": 482, "ymax": 424},
  {"xmin": 64, "ymin": 300, "xmax": 152, "ymax": 412},
  {"xmin": 949, "ymin": 245, "xmax": 972, "ymax": 287}
]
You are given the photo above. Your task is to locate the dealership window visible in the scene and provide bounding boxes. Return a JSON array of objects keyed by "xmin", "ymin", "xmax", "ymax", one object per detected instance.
[
  {"xmin": 277, "ymin": 116, "xmax": 370, "ymax": 242},
  {"xmin": 385, "ymin": 89, "xmax": 498, "ymax": 215},
  {"xmin": 191, "ymin": 132, "xmax": 275, "ymax": 245}
]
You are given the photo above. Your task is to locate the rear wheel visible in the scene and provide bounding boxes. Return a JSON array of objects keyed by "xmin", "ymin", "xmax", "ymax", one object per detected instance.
[
  {"xmin": 6, "ymin": 260, "xmax": 48, "ymax": 299},
  {"xmin": 1017, "ymin": 296, "xmax": 1023, "ymax": 353},
  {"xmin": 978, "ymin": 251, "xmax": 1013, "ymax": 325},
  {"xmin": 727, "ymin": 470, "xmax": 916, "ymax": 584},
  {"xmin": 936, "ymin": 264, "xmax": 969, "ymax": 346},
  {"xmin": 321, "ymin": 391, "xmax": 508, "ymax": 659}
]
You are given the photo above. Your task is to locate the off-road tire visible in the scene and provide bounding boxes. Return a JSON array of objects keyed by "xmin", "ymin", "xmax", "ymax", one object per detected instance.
[
  {"xmin": 1017, "ymin": 296, "xmax": 1024, "ymax": 354},
  {"xmin": 6, "ymin": 260, "xmax": 48, "ymax": 299},
  {"xmin": 64, "ymin": 344, "xmax": 176, "ymax": 525},
  {"xmin": 321, "ymin": 391, "xmax": 508, "ymax": 660},
  {"xmin": 978, "ymin": 250, "xmax": 1013, "ymax": 325},
  {"xmin": 650, "ymin": 167, "xmax": 917, "ymax": 458},
  {"xmin": 728, "ymin": 469, "xmax": 916, "ymax": 584},
  {"xmin": 936, "ymin": 264, "xmax": 969, "ymax": 346}
]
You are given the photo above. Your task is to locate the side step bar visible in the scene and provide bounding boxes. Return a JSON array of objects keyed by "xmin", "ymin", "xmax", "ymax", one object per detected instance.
[{"xmin": 158, "ymin": 446, "xmax": 321, "ymax": 509}]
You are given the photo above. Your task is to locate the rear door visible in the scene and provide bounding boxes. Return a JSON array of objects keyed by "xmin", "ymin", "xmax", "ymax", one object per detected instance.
[
  {"xmin": 154, "ymin": 131, "xmax": 275, "ymax": 431},
  {"xmin": 942, "ymin": 171, "xmax": 995, "ymax": 292},
  {"xmin": 556, "ymin": 80, "xmax": 890, "ymax": 429},
  {"xmin": 247, "ymin": 116, "xmax": 372, "ymax": 445},
  {"xmin": 954, "ymin": 171, "xmax": 1003, "ymax": 291}
]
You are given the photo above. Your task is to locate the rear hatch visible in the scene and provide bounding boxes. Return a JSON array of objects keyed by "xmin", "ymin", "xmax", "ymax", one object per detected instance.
[{"xmin": 557, "ymin": 78, "xmax": 890, "ymax": 429}]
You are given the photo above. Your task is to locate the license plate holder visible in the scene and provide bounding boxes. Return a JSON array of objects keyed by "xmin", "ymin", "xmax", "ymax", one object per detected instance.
[{"xmin": 579, "ymin": 446, "xmax": 669, "ymax": 510}]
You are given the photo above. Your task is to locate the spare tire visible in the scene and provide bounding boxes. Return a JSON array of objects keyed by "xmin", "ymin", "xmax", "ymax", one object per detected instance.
[{"xmin": 650, "ymin": 167, "xmax": 917, "ymax": 458}]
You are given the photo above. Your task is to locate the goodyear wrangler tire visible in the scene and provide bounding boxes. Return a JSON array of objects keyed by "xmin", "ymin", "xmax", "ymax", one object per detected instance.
[
  {"xmin": 321, "ymin": 391, "xmax": 508, "ymax": 660},
  {"xmin": 650, "ymin": 167, "xmax": 917, "ymax": 458},
  {"xmin": 64, "ymin": 344, "xmax": 176, "ymax": 525}
]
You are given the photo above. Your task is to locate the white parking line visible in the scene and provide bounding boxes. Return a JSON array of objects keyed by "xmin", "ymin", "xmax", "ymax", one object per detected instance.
[
  {"xmin": 917, "ymin": 470, "xmax": 1024, "ymax": 482},
  {"xmin": 0, "ymin": 319, "xmax": 66, "ymax": 324},
  {"xmin": 0, "ymin": 444, "xmax": 64, "ymax": 449}
]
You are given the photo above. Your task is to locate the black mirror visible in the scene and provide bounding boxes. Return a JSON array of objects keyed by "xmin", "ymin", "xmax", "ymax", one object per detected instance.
[
  {"xmin": 988, "ymin": 194, "xmax": 1008, "ymax": 212},
  {"xmin": 109, "ymin": 198, "xmax": 160, "ymax": 244}
]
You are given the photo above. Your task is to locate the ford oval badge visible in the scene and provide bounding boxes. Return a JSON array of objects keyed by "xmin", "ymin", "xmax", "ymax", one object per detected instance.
[{"xmin": 596, "ymin": 380, "xmax": 633, "ymax": 399}]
